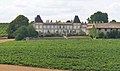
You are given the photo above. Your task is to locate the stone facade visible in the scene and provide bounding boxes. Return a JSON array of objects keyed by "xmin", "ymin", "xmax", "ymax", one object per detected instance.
[
  {"xmin": 87, "ymin": 23, "xmax": 120, "ymax": 35},
  {"xmin": 33, "ymin": 15, "xmax": 83, "ymax": 36}
]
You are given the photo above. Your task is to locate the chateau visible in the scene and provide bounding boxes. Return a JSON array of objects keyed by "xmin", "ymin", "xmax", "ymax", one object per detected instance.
[
  {"xmin": 33, "ymin": 15, "xmax": 120, "ymax": 37},
  {"xmin": 33, "ymin": 15, "xmax": 86, "ymax": 36}
]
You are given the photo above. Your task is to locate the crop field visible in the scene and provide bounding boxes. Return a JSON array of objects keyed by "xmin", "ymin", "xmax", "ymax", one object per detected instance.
[
  {"xmin": 0, "ymin": 39, "xmax": 119, "ymax": 71},
  {"xmin": 0, "ymin": 23, "xmax": 9, "ymax": 37}
]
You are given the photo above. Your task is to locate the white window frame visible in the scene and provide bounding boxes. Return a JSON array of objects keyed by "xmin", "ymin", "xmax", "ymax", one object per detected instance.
[{"xmin": 36, "ymin": 25, "xmax": 39, "ymax": 29}]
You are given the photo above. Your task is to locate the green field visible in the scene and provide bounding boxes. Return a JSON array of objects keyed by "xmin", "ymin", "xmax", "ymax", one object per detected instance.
[
  {"xmin": 0, "ymin": 39, "xmax": 120, "ymax": 70},
  {"xmin": 0, "ymin": 23, "xmax": 9, "ymax": 37}
]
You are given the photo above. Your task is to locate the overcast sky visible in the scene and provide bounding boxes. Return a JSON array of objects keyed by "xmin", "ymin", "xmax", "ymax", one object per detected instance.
[{"xmin": 0, "ymin": 0, "xmax": 120, "ymax": 22}]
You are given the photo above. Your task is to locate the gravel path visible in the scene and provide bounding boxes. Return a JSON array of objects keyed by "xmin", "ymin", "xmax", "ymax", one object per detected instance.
[
  {"xmin": 0, "ymin": 37, "xmax": 14, "ymax": 43},
  {"xmin": 0, "ymin": 39, "xmax": 14, "ymax": 43},
  {"xmin": 0, "ymin": 64, "xmax": 67, "ymax": 71}
]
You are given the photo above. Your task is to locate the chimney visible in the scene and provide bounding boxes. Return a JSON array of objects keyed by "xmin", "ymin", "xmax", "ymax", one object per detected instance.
[{"xmin": 46, "ymin": 20, "xmax": 49, "ymax": 23}]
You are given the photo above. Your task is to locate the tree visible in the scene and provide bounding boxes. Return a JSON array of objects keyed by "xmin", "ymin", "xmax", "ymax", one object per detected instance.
[
  {"xmin": 14, "ymin": 26, "xmax": 28, "ymax": 40},
  {"xmin": 27, "ymin": 25, "xmax": 38, "ymax": 37},
  {"xmin": 87, "ymin": 11, "xmax": 108, "ymax": 23},
  {"xmin": 14, "ymin": 25, "xmax": 38, "ymax": 40},
  {"xmin": 110, "ymin": 20, "xmax": 117, "ymax": 23},
  {"xmin": 98, "ymin": 31, "xmax": 105, "ymax": 38},
  {"xmin": 7, "ymin": 15, "xmax": 29, "ymax": 38},
  {"xmin": 66, "ymin": 20, "xmax": 71, "ymax": 23},
  {"xmin": 89, "ymin": 25, "xmax": 97, "ymax": 39},
  {"xmin": 106, "ymin": 30, "xmax": 118, "ymax": 38}
]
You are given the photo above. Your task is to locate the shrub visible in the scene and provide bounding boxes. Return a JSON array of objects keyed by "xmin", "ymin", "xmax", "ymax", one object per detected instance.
[
  {"xmin": 14, "ymin": 25, "xmax": 38, "ymax": 40},
  {"xmin": 106, "ymin": 30, "xmax": 118, "ymax": 38},
  {"xmin": 79, "ymin": 29, "xmax": 86, "ymax": 36},
  {"xmin": 14, "ymin": 26, "xmax": 28, "ymax": 40},
  {"xmin": 98, "ymin": 31, "xmax": 104, "ymax": 38},
  {"xmin": 116, "ymin": 31, "xmax": 120, "ymax": 38},
  {"xmin": 27, "ymin": 25, "xmax": 38, "ymax": 37},
  {"xmin": 89, "ymin": 26, "xmax": 97, "ymax": 39}
]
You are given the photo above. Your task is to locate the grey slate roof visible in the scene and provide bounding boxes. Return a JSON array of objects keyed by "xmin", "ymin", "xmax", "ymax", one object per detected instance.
[
  {"xmin": 35, "ymin": 15, "xmax": 43, "ymax": 23},
  {"xmin": 73, "ymin": 15, "xmax": 81, "ymax": 23},
  {"xmin": 95, "ymin": 24, "xmax": 120, "ymax": 29}
]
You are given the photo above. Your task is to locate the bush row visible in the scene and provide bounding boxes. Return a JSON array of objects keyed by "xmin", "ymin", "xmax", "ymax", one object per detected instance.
[{"xmin": 98, "ymin": 30, "xmax": 120, "ymax": 38}]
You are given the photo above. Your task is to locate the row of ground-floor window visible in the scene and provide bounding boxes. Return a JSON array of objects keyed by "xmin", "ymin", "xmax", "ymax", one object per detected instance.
[{"xmin": 37, "ymin": 29, "xmax": 82, "ymax": 36}]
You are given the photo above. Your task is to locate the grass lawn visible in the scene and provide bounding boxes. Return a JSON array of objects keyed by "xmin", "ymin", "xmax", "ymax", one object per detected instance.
[{"xmin": 0, "ymin": 39, "xmax": 119, "ymax": 71}]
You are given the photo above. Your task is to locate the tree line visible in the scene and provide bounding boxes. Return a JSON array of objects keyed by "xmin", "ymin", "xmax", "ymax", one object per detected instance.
[
  {"xmin": 87, "ymin": 11, "xmax": 117, "ymax": 23},
  {"xmin": 7, "ymin": 15, "xmax": 38, "ymax": 40},
  {"xmin": 89, "ymin": 28, "xmax": 120, "ymax": 39}
]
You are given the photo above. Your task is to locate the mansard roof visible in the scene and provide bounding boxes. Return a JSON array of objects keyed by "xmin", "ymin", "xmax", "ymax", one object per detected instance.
[
  {"xmin": 44, "ymin": 22, "xmax": 72, "ymax": 25},
  {"xmin": 87, "ymin": 23, "xmax": 120, "ymax": 29},
  {"xmin": 35, "ymin": 15, "xmax": 43, "ymax": 23},
  {"xmin": 73, "ymin": 15, "xmax": 81, "ymax": 23},
  {"xmin": 95, "ymin": 24, "xmax": 120, "ymax": 29}
]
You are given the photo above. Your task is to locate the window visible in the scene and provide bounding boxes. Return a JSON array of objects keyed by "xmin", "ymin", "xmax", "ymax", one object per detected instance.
[
  {"xmin": 67, "ymin": 26, "xmax": 69, "ymax": 29},
  {"xmin": 51, "ymin": 25, "xmax": 54, "ymax": 28},
  {"xmin": 40, "ymin": 25, "xmax": 42, "ymax": 28},
  {"xmin": 116, "ymin": 28, "xmax": 118, "ymax": 31},
  {"xmin": 105, "ymin": 28, "xmax": 107, "ymax": 31},
  {"xmin": 61, "ymin": 25, "xmax": 63, "ymax": 28},
  {"xmin": 55, "ymin": 25, "xmax": 57, "ymax": 28},
  {"xmin": 39, "ymin": 31, "xmax": 42, "ymax": 33},
  {"xmin": 51, "ymin": 30, "xmax": 54, "ymax": 33},
  {"xmin": 70, "ymin": 26, "xmax": 72, "ymax": 29},
  {"xmin": 44, "ymin": 30, "xmax": 47, "ymax": 33},
  {"xmin": 74, "ymin": 26, "xmax": 76, "ymax": 29},
  {"xmin": 73, "ymin": 30, "xmax": 76, "ymax": 33},
  {"xmin": 47, "ymin": 25, "xmax": 50, "ymax": 28},
  {"xmin": 63, "ymin": 26, "xmax": 64, "ymax": 28},
  {"xmin": 48, "ymin": 30, "xmax": 50, "ymax": 33},
  {"xmin": 36, "ymin": 25, "xmax": 38, "ymax": 29},
  {"xmin": 98, "ymin": 28, "xmax": 101, "ymax": 31},
  {"xmin": 78, "ymin": 26, "xmax": 80, "ymax": 28},
  {"xmin": 44, "ymin": 25, "xmax": 46, "ymax": 28},
  {"xmin": 64, "ymin": 26, "xmax": 66, "ymax": 28},
  {"xmin": 59, "ymin": 26, "xmax": 61, "ymax": 29}
]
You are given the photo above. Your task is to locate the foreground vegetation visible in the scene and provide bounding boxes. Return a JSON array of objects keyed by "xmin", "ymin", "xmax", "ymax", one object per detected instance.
[
  {"xmin": 0, "ymin": 39, "xmax": 119, "ymax": 70},
  {"xmin": 0, "ymin": 23, "xmax": 9, "ymax": 37}
]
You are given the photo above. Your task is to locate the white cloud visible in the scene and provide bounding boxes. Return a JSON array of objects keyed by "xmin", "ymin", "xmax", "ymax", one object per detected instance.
[
  {"xmin": 107, "ymin": 3, "xmax": 120, "ymax": 21},
  {"xmin": 0, "ymin": 0, "xmax": 120, "ymax": 22}
]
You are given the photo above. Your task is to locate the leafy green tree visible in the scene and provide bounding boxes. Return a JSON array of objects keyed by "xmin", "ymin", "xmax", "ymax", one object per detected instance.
[
  {"xmin": 110, "ymin": 20, "xmax": 117, "ymax": 23},
  {"xmin": 7, "ymin": 15, "xmax": 29, "ymax": 38},
  {"xmin": 89, "ymin": 25, "xmax": 97, "ymax": 39},
  {"xmin": 106, "ymin": 30, "xmax": 118, "ymax": 38},
  {"xmin": 98, "ymin": 31, "xmax": 105, "ymax": 38},
  {"xmin": 14, "ymin": 26, "xmax": 28, "ymax": 40},
  {"xmin": 27, "ymin": 25, "xmax": 38, "ymax": 37},
  {"xmin": 14, "ymin": 25, "xmax": 38, "ymax": 40},
  {"xmin": 87, "ymin": 11, "xmax": 108, "ymax": 23}
]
